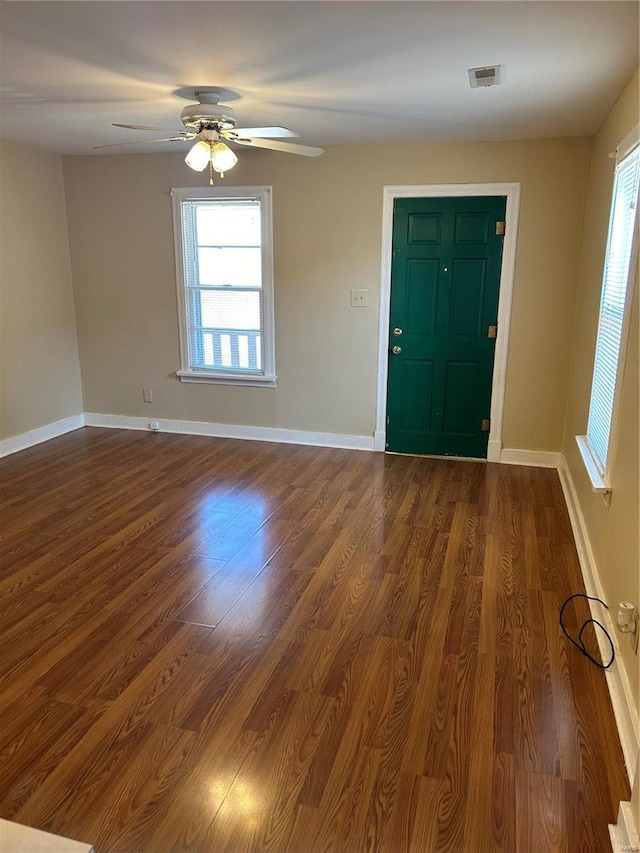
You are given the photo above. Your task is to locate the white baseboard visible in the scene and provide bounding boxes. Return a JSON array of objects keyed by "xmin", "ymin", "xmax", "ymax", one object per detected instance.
[
  {"xmin": 0, "ymin": 414, "xmax": 85, "ymax": 458},
  {"xmin": 558, "ymin": 461, "xmax": 640, "ymax": 785},
  {"xmin": 609, "ymin": 800, "xmax": 638, "ymax": 853},
  {"xmin": 373, "ymin": 430, "xmax": 386, "ymax": 452},
  {"xmin": 500, "ymin": 447, "xmax": 564, "ymax": 468},
  {"xmin": 83, "ymin": 413, "xmax": 375, "ymax": 452},
  {"xmin": 0, "ymin": 419, "xmax": 564, "ymax": 468},
  {"xmin": 487, "ymin": 439, "xmax": 502, "ymax": 462},
  {"xmin": 365, "ymin": 438, "xmax": 556, "ymax": 466}
]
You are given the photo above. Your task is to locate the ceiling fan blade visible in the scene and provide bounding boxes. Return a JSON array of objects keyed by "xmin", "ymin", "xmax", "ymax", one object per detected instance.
[
  {"xmin": 233, "ymin": 137, "xmax": 324, "ymax": 157},
  {"xmin": 93, "ymin": 136, "xmax": 190, "ymax": 149},
  {"xmin": 231, "ymin": 126, "xmax": 299, "ymax": 138},
  {"xmin": 113, "ymin": 123, "xmax": 190, "ymax": 134}
]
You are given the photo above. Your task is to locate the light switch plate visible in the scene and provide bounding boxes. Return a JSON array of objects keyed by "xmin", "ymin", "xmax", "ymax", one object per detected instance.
[{"xmin": 350, "ymin": 289, "xmax": 368, "ymax": 307}]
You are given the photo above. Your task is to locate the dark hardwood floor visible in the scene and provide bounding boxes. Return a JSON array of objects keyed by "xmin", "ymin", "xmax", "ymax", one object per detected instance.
[{"xmin": 0, "ymin": 427, "xmax": 630, "ymax": 852}]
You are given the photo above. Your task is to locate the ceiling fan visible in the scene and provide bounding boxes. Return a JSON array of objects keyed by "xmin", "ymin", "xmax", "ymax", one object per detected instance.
[{"xmin": 96, "ymin": 88, "xmax": 324, "ymax": 183}]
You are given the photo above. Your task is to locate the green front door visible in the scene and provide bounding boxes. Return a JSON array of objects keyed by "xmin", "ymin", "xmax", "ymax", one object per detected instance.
[{"xmin": 386, "ymin": 196, "xmax": 506, "ymax": 458}]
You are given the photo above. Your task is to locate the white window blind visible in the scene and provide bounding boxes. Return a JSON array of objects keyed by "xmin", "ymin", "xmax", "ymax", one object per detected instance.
[
  {"xmin": 181, "ymin": 198, "xmax": 263, "ymax": 373},
  {"xmin": 584, "ymin": 143, "xmax": 639, "ymax": 480},
  {"xmin": 171, "ymin": 187, "xmax": 276, "ymax": 387}
]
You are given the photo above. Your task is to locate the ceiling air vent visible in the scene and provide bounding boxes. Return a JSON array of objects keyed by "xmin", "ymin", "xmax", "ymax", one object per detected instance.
[{"xmin": 468, "ymin": 65, "xmax": 501, "ymax": 88}]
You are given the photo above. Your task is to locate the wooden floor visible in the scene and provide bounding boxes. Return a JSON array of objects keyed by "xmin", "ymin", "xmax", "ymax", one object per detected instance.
[{"xmin": 0, "ymin": 428, "xmax": 630, "ymax": 852}]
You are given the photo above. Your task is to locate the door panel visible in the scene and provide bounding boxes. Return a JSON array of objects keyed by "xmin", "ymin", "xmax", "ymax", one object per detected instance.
[
  {"xmin": 443, "ymin": 361, "xmax": 479, "ymax": 435},
  {"xmin": 386, "ymin": 195, "xmax": 506, "ymax": 458},
  {"xmin": 401, "ymin": 361, "xmax": 434, "ymax": 432},
  {"xmin": 407, "ymin": 212, "xmax": 442, "ymax": 244},
  {"xmin": 454, "ymin": 210, "xmax": 490, "ymax": 243},
  {"xmin": 406, "ymin": 260, "xmax": 438, "ymax": 335},
  {"xmin": 448, "ymin": 259, "xmax": 486, "ymax": 337}
]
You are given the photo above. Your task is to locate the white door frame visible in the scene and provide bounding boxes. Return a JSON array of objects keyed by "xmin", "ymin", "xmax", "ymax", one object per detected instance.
[{"xmin": 375, "ymin": 182, "xmax": 521, "ymax": 461}]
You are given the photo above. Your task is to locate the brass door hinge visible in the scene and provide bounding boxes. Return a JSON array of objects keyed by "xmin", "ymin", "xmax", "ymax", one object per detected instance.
[
  {"xmin": 496, "ymin": 221, "xmax": 505, "ymax": 236},
  {"xmin": 488, "ymin": 324, "xmax": 497, "ymax": 339},
  {"xmin": 481, "ymin": 418, "xmax": 490, "ymax": 432}
]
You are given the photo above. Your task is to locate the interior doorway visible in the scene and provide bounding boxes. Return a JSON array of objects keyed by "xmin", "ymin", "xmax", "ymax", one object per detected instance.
[{"xmin": 375, "ymin": 183, "xmax": 521, "ymax": 462}]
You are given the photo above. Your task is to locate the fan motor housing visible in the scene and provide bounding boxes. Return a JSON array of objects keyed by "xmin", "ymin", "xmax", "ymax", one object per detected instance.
[{"xmin": 180, "ymin": 102, "xmax": 237, "ymax": 130}]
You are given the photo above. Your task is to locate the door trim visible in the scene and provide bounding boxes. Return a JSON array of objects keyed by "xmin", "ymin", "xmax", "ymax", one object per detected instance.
[{"xmin": 375, "ymin": 182, "xmax": 521, "ymax": 461}]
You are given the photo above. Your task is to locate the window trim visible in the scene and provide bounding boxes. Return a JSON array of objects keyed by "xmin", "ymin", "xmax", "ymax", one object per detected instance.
[
  {"xmin": 577, "ymin": 126, "xmax": 639, "ymax": 496},
  {"xmin": 171, "ymin": 185, "xmax": 276, "ymax": 387}
]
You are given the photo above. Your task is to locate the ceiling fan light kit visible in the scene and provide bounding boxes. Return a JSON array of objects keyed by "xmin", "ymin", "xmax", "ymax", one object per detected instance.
[
  {"xmin": 209, "ymin": 141, "xmax": 238, "ymax": 174},
  {"xmin": 184, "ymin": 139, "xmax": 212, "ymax": 172},
  {"xmin": 184, "ymin": 136, "xmax": 239, "ymax": 183},
  {"xmin": 100, "ymin": 88, "xmax": 324, "ymax": 182}
]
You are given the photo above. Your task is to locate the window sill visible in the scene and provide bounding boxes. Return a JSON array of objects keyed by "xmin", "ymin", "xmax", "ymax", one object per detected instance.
[
  {"xmin": 575, "ymin": 435, "xmax": 612, "ymax": 500},
  {"xmin": 176, "ymin": 370, "xmax": 277, "ymax": 388}
]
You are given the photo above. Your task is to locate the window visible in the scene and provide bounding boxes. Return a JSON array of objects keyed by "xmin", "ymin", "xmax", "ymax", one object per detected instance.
[
  {"xmin": 172, "ymin": 186, "xmax": 276, "ymax": 386},
  {"xmin": 577, "ymin": 128, "xmax": 639, "ymax": 493}
]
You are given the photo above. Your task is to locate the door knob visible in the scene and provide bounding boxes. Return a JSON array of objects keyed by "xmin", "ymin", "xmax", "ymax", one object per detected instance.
[
  {"xmin": 392, "ymin": 345, "xmax": 402, "ymax": 355},
  {"xmin": 392, "ymin": 327, "xmax": 403, "ymax": 337}
]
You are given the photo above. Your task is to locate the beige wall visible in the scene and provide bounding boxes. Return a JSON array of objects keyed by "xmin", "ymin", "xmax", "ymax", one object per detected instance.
[
  {"xmin": 0, "ymin": 141, "xmax": 83, "ymax": 440},
  {"xmin": 63, "ymin": 136, "xmax": 592, "ymax": 448},
  {"xmin": 563, "ymin": 72, "xmax": 639, "ymax": 711}
]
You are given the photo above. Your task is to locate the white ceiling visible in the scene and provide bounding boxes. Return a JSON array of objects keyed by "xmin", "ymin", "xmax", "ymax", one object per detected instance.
[{"xmin": 0, "ymin": 1, "xmax": 638, "ymax": 156}]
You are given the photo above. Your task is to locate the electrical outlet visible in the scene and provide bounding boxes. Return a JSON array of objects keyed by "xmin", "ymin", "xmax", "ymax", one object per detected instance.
[
  {"xmin": 616, "ymin": 601, "xmax": 639, "ymax": 654},
  {"xmin": 143, "ymin": 387, "xmax": 153, "ymax": 403},
  {"xmin": 350, "ymin": 289, "xmax": 368, "ymax": 308}
]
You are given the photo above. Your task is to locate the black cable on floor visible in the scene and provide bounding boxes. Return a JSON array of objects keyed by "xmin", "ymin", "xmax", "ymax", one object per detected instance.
[{"xmin": 559, "ymin": 593, "xmax": 615, "ymax": 669}]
